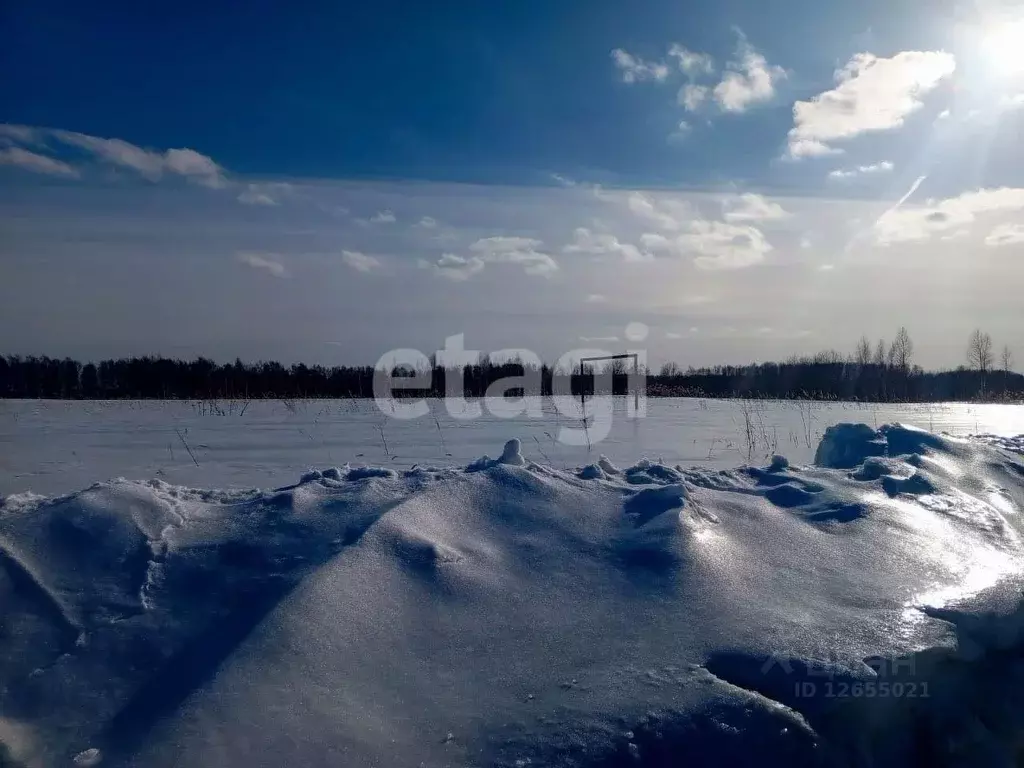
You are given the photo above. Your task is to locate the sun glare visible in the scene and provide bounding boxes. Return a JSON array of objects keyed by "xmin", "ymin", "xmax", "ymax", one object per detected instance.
[{"xmin": 984, "ymin": 20, "xmax": 1024, "ymax": 75}]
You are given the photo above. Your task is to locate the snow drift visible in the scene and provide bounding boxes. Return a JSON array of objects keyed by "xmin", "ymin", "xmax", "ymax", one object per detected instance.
[{"xmin": 2, "ymin": 425, "xmax": 1024, "ymax": 767}]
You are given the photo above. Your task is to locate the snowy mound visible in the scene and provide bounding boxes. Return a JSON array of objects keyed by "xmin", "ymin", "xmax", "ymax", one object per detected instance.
[{"xmin": 2, "ymin": 424, "xmax": 1024, "ymax": 767}]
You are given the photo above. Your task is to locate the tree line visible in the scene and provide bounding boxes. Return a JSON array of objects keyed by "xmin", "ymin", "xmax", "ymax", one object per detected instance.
[
  {"xmin": 1, "ymin": 328, "xmax": 1019, "ymax": 402},
  {"xmin": 659, "ymin": 327, "xmax": 1020, "ymax": 402}
]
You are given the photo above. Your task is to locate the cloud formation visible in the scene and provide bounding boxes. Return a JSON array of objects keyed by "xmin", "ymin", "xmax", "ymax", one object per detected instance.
[
  {"xmin": 625, "ymin": 191, "xmax": 691, "ymax": 230},
  {"xmin": 0, "ymin": 146, "xmax": 79, "ymax": 178},
  {"xmin": 611, "ymin": 49, "xmax": 669, "ymax": 83},
  {"xmin": 985, "ymin": 223, "xmax": 1024, "ymax": 247},
  {"xmin": 563, "ymin": 227, "xmax": 648, "ymax": 262},
  {"xmin": 422, "ymin": 253, "xmax": 487, "ymax": 281},
  {"xmin": 0, "ymin": 124, "xmax": 40, "ymax": 145},
  {"xmin": 787, "ymin": 51, "xmax": 956, "ymax": 158},
  {"xmin": 469, "ymin": 236, "xmax": 558, "ymax": 275},
  {"xmin": 341, "ymin": 250, "xmax": 383, "ymax": 273},
  {"xmin": 422, "ymin": 236, "xmax": 559, "ymax": 280},
  {"xmin": 236, "ymin": 252, "xmax": 288, "ymax": 278},
  {"xmin": 713, "ymin": 41, "xmax": 785, "ymax": 113},
  {"xmin": 678, "ymin": 84, "xmax": 709, "ymax": 111},
  {"xmin": 787, "ymin": 140, "xmax": 844, "ymax": 159},
  {"xmin": 874, "ymin": 187, "xmax": 1024, "ymax": 244},
  {"xmin": 238, "ymin": 182, "xmax": 294, "ymax": 206},
  {"xmin": 722, "ymin": 193, "xmax": 789, "ymax": 222},
  {"xmin": 643, "ymin": 220, "xmax": 772, "ymax": 269},
  {"xmin": 370, "ymin": 210, "xmax": 397, "ymax": 224},
  {"xmin": 828, "ymin": 162, "xmax": 894, "ymax": 180},
  {"xmin": 668, "ymin": 44, "xmax": 714, "ymax": 77},
  {"xmin": 0, "ymin": 123, "xmax": 227, "ymax": 187},
  {"xmin": 53, "ymin": 130, "xmax": 227, "ymax": 187}
]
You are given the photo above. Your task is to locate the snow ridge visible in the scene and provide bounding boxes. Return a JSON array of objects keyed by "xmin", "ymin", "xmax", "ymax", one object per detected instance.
[{"xmin": 0, "ymin": 424, "xmax": 1023, "ymax": 766}]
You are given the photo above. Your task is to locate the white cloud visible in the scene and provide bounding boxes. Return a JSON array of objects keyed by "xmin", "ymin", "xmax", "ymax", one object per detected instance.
[
  {"xmin": 163, "ymin": 148, "xmax": 227, "ymax": 188},
  {"xmin": 639, "ymin": 233, "xmax": 673, "ymax": 252},
  {"xmin": 586, "ymin": 294, "xmax": 607, "ymax": 303},
  {"xmin": 668, "ymin": 44, "xmax": 714, "ymax": 76},
  {"xmin": 722, "ymin": 193, "xmax": 789, "ymax": 222},
  {"xmin": 642, "ymin": 220, "xmax": 772, "ymax": 269},
  {"xmin": 611, "ymin": 48, "xmax": 669, "ymax": 83},
  {"xmin": 787, "ymin": 51, "xmax": 956, "ymax": 158},
  {"xmin": 0, "ymin": 124, "xmax": 41, "ymax": 145},
  {"xmin": 51, "ymin": 131, "xmax": 164, "ymax": 178},
  {"xmin": 0, "ymin": 147, "xmax": 79, "ymax": 178},
  {"xmin": 370, "ymin": 210, "xmax": 396, "ymax": 224},
  {"xmin": 625, "ymin": 192, "xmax": 690, "ymax": 230},
  {"xmin": 678, "ymin": 84, "xmax": 709, "ymax": 111},
  {"xmin": 238, "ymin": 182, "xmax": 294, "ymax": 206},
  {"xmin": 874, "ymin": 187, "xmax": 1024, "ymax": 244},
  {"xmin": 712, "ymin": 40, "xmax": 785, "ymax": 113},
  {"xmin": 469, "ymin": 236, "xmax": 559, "ymax": 275},
  {"xmin": 580, "ymin": 336, "xmax": 620, "ymax": 343},
  {"xmin": 417, "ymin": 216, "xmax": 438, "ymax": 228},
  {"xmin": 45, "ymin": 129, "xmax": 227, "ymax": 186},
  {"xmin": 341, "ymin": 250, "xmax": 383, "ymax": 273},
  {"xmin": 563, "ymin": 227, "xmax": 648, "ymax": 262},
  {"xmin": 787, "ymin": 139, "xmax": 844, "ymax": 159},
  {"xmin": 985, "ymin": 223, "xmax": 1024, "ymax": 247},
  {"xmin": 828, "ymin": 161, "xmax": 894, "ymax": 180},
  {"xmin": 423, "ymin": 253, "xmax": 486, "ymax": 281},
  {"xmin": 236, "ymin": 252, "xmax": 288, "ymax": 278},
  {"xmin": 424, "ymin": 236, "xmax": 558, "ymax": 280},
  {"xmin": 665, "ymin": 331, "xmax": 684, "ymax": 339},
  {"xmin": 682, "ymin": 220, "xmax": 773, "ymax": 269}
]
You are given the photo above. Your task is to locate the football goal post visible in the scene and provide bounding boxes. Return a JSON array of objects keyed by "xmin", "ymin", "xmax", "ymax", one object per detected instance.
[{"xmin": 579, "ymin": 353, "xmax": 641, "ymax": 412}]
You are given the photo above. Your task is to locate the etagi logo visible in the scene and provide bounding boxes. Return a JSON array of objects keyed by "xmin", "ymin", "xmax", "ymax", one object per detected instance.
[{"xmin": 371, "ymin": 324, "xmax": 650, "ymax": 446}]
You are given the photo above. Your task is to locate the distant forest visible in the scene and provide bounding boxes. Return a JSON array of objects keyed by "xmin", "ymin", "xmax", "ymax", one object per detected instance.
[{"xmin": 1, "ymin": 329, "xmax": 1021, "ymax": 403}]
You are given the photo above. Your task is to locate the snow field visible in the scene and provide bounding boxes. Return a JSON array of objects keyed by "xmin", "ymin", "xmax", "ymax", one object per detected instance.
[
  {"xmin": 4, "ymin": 397, "xmax": 1024, "ymax": 497},
  {"xmin": 1, "ymin": 423, "xmax": 1024, "ymax": 765}
]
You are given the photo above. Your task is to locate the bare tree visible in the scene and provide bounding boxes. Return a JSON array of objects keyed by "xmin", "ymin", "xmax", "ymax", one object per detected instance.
[
  {"xmin": 873, "ymin": 338, "xmax": 887, "ymax": 367},
  {"xmin": 854, "ymin": 336, "xmax": 872, "ymax": 366},
  {"xmin": 891, "ymin": 326, "xmax": 913, "ymax": 374},
  {"xmin": 1001, "ymin": 345, "xmax": 1014, "ymax": 374},
  {"xmin": 966, "ymin": 329, "xmax": 994, "ymax": 373}
]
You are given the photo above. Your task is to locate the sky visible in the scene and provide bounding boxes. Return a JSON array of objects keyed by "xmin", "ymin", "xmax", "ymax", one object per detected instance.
[{"xmin": 1, "ymin": 0, "xmax": 1023, "ymax": 369}]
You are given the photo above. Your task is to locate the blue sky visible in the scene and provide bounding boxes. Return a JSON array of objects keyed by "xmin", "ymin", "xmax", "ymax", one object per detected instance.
[{"xmin": 1, "ymin": 0, "xmax": 1023, "ymax": 367}]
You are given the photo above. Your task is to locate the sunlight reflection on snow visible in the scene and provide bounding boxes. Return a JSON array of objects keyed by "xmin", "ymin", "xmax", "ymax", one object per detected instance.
[{"xmin": 859, "ymin": 490, "xmax": 1022, "ymax": 641}]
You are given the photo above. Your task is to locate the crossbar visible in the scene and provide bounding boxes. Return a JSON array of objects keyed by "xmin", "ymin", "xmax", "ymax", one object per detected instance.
[
  {"xmin": 579, "ymin": 354, "xmax": 638, "ymax": 364},
  {"xmin": 578, "ymin": 354, "xmax": 640, "ymax": 409}
]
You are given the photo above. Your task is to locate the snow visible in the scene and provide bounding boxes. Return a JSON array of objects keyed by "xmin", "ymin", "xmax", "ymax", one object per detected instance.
[
  {"xmin": 973, "ymin": 433, "xmax": 1024, "ymax": 455},
  {"xmin": 4, "ymin": 397, "xmax": 1024, "ymax": 497},
  {"xmin": 2, "ymin": 421, "xmax": 1024, "ymax": 765},
  {"xmin": 500, "ymin": 437, "xmax": 526, "ymax": 466},
  {"xmin": 814, "ymin": 422, "xmax": 888, "ymax": 468}
]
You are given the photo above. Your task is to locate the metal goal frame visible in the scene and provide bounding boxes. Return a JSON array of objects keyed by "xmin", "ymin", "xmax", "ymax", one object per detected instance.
[{"xmin": 578, "ymin": 353, "xmax": 640, "ymax": 410}]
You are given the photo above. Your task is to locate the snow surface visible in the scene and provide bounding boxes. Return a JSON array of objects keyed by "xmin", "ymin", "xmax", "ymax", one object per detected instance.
[
  {"xmin": 3, "ymin": 423, "xmax": 1024, "ymax": 766},
  {"xmin": 4, "ymin": 397, "xmax": 1024, "ymax": 497}
]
